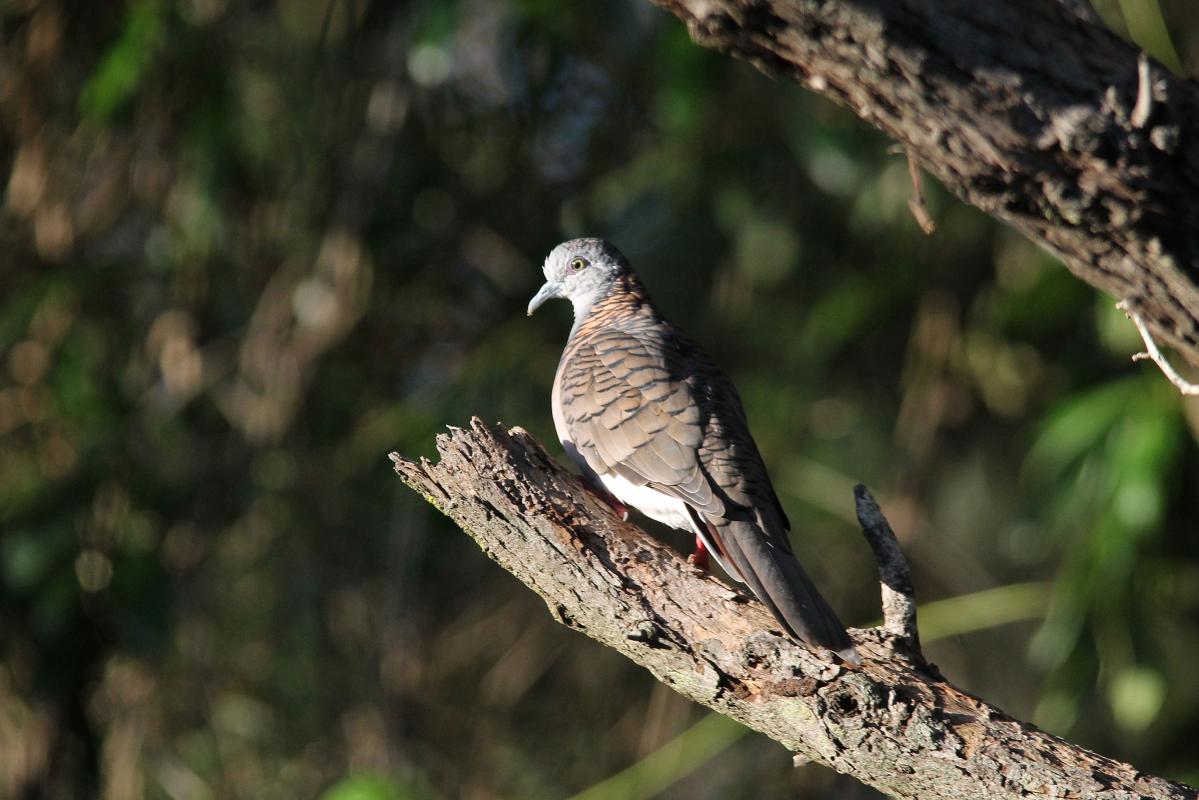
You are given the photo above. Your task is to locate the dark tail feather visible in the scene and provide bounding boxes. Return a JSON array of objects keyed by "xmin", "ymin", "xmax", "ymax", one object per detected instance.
[{"xmin": 716, "ymin": 519, "xmax": 859, "ymax": 664}]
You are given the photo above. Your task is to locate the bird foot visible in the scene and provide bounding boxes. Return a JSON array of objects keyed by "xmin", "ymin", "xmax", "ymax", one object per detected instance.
[
  {"xmin": 583, "ymin": 482, "xmax": 629, "ymax": 521},
  {"xmin": 687, "ymin": 535, "xmax": 710, "ymax": 572}
]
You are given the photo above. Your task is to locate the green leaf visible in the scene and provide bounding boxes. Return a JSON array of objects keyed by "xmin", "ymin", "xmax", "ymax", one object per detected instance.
[
  {"xmin": 78, "ymin": 1, "xmax": 166, "ymax": 121},
  {"xmin": 1117, "ymin": 0, "xmax": 1184, "ymax": 74},
  {"xmin": 1024, "ymin": 379, "xmax": 1138, "ymax": 481},
  {"xmin": 320, "ymin": 775, "xmax": 419, "ymax": 800},
  {"xmin": 1109, "ymin": 666, "xmax": 1167, "ymax": 734}
]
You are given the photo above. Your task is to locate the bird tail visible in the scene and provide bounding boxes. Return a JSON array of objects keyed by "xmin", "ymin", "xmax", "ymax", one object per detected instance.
[{"xmin": 714, "ymin": 518, "xmax": 860, "ymax": 665}]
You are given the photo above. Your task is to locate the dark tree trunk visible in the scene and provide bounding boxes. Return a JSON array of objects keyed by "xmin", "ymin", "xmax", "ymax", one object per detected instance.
[{"xmin": 647, "ymin": 0, "xmax": 1199, "ymax": 367}]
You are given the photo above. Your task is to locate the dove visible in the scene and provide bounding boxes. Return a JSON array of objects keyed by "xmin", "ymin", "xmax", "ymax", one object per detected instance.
[{"xmin": 528, "ymin": 238, "xmax": 858, "ymax": 663}]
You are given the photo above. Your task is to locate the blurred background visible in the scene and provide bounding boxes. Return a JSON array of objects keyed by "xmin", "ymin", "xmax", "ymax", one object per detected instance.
[{"xmin": 1, "ymin": 1, "xmax": 1198, "ymax": 798}]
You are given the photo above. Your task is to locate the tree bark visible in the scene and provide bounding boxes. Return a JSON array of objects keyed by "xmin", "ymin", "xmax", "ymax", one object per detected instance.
[
  {"xmin": 390, "ymin": 418, "xmax": 1196, "ymax": 800},
  {"xmin": 645, "ymin": 0, "xmax": 1199, "ymax": 367}
]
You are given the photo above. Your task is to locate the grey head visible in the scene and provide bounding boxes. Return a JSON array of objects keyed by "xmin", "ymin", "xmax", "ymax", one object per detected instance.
[{"xmin": 526, "ymin": 238, "xmax": 633, "ymax": 323}]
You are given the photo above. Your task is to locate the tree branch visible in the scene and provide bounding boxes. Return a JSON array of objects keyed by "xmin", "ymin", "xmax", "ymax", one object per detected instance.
[
  {"xmin": 1118, "ymin": 299, "xmax": 1199, "ymax": 395},
  {"xmin": 854, "ymin": 484, "xmax": 921, "ymax": 655},
  {"xmin": 645, "ymin": 0, "xmax": 1199, "ymax": 367},
  {"xmin": 390, "ymin": 418, "xmax": 1196, "ymax": 800}
]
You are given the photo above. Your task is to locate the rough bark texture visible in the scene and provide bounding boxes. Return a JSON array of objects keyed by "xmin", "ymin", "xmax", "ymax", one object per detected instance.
[
  {"xmin": 646, "ymin": 0, "xmax": 1199, "ymax": 367},
  {"xmin": 391, "ymin": 418, "xmax": 1196, "ymax": 800}
]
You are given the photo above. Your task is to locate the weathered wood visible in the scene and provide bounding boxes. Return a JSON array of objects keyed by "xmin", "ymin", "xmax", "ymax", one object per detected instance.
[
  {"xmin": 646, "ymin": 0, "xmax": 1199, "ymax": 367},
  {"xmin": 391, "ymin": 418, "xmax": 1196, "ymax": 800}
]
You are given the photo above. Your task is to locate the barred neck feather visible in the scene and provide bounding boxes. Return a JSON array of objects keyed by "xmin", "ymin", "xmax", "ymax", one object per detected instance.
[{"xmin": 569, "ymin": 272, "xmax": 652, "ymax": 340}]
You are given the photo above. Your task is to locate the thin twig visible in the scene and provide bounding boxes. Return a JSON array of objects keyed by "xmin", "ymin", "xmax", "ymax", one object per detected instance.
[
  {"xmin": 906, "ymin": 152, "xmax": 937, "ymax": 234},
  {"xmin": 853, "ymin": 485, "xmax": 922, "ymax": 656},
  {"xmin": 1118, "ymin": 300, "xmax": 1199, "ymax": 395},
  {"xmin": 1131, "ymin": 53, "xmax": 1154, "ymax": 129}
]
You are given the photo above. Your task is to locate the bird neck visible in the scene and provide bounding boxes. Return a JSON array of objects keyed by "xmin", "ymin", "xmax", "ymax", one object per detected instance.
[{"xmin": 568, "ymin": 273, "xmax": 651, "ymax": 339}]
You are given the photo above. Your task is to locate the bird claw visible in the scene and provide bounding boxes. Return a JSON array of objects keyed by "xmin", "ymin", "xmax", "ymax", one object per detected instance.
[
  {"xmin": 688, "ymin": 536, "xmax": 710, "ymax": 572},
  {"xmin": 603, "ymin": 495, "xmax": 630, "ymax": 521}
]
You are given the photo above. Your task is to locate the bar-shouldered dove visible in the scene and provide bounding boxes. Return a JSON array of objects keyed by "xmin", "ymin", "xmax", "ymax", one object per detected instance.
[{"xmin": 528, "ymin": 238, "xmax": 858, "ymax": 664}]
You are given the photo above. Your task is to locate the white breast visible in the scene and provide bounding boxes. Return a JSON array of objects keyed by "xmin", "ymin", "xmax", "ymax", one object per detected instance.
[
  {"xmin": 596, "ymin": 471, "xmax": 695, "ymax": 531},
  {"xmin": 598, "ymin": 469, "xmax": 741, "ymax": 581}
]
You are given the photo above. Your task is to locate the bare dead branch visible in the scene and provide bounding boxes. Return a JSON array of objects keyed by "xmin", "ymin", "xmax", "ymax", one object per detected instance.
[
  {"xmin": 1119, "ymin": 300, "xmax": 1199, "ymax": 395},
  {"xmin": 1131, "ymin": 53, "xmax": 1155, "ymax": 129},
  {"xmin": 854, "ymin": 485, "xmax": 921, "ymax": 655},
  {"xmin": 390, "ymin": 418, "xmax": 1196, "ymax": 800},
  {"xmin": 906, "ymin": 152, "xmax": 937, "ymax": 235}
]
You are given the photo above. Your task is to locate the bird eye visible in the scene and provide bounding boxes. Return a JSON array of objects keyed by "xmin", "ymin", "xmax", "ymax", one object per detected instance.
[{"xmin": 569, "ymin": 257, "xmax": 587, "ymax": 271}]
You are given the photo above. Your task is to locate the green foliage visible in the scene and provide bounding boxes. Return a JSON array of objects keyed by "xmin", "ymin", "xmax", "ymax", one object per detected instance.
[
  {"xmin": 1116, "ymin": 0, "xmax": 1185, "ymax": 73},
  {"xmin": 1027, "ymin": 377, "xmax": 1185, "ymax": 737},
  {"xmin": 1, "ymin": 1, "xmax": 1197, "ymax": 798},
  {"xmin": 78, "ymin": 1, "xmax": 166, "ymax": 121},
  {"xmin": 321, "ymin": 774, "xmax": 423, "ymax": 800},
  {"xmin": 568, "ymin": 713, "xmax": 745, "ymax": 800}
]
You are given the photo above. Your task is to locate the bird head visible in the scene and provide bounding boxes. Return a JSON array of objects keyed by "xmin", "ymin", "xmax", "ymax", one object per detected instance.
[{"xmin": 527, "ymin": 238, "xmax": 631, "ymax": 317}]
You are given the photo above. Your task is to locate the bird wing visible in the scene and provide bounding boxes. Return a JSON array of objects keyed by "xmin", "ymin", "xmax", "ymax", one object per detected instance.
[
  {"xmin": 559, "ymin": 318, "xmax": 855, "ymax": 660},
  {"xmin": 559, "ymin": 319, "xmax": 791, "ymax": 532},
  {"xmin": 558, "ymin": 323, "xmax": 725, "ymax": 518},
  {"xmin": 672, "ymin": 351, "xmax": 855, "ymax": 658}
]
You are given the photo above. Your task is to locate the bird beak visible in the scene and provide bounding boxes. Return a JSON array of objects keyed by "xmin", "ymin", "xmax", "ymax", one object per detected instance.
[{"xmin": 527, "ymin": 280, "xmax": 564, "ymax": 316}]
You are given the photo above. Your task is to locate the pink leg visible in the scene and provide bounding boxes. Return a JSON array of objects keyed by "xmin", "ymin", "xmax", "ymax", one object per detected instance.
[
  {"xmin": 687, "ymin": 534, "xmax": 710, "ymax": 571},
  {"xmin": 583, "ymin": 481, "xmax": 629, "ymax": 521}
]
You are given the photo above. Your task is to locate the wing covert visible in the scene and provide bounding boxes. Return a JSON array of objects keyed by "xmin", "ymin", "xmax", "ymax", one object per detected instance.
[{"xmin": 559, "ymin": 329, "xmax": 722, "ymax": 516}]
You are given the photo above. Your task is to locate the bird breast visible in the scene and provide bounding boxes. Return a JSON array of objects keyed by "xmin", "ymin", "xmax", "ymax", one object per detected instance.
[{"xmin": 596, "ymin": 472, "xmax": 695, "ymax": 531}]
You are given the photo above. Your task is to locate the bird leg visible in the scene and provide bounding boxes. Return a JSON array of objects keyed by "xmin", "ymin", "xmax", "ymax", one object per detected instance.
[
  {"xmin": 687, "ymin": 535, "xmax": 710, "ymax": 571},
  {"xmin": 582, "ymin": 481, "xmax": 629, "ymax": 521}
]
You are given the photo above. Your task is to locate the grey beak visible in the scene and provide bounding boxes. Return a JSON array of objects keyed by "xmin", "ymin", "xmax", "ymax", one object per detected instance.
[{"xmin": 527, "ymin": 280, "xmax": 564, "ymax": 316}]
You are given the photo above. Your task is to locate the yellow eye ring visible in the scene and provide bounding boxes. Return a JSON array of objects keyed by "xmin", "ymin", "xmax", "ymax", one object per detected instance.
[{"xmin": 570, "ymin": 257, "xmax": 587, "ymax": 271}]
